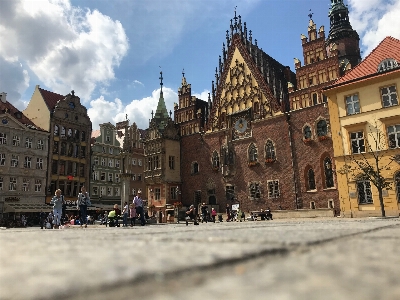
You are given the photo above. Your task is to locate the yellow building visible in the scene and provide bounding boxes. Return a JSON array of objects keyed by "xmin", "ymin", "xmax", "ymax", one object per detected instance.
[{"xmin": 325, "ymin": 37, "xmax": 400, "ymax": 217}]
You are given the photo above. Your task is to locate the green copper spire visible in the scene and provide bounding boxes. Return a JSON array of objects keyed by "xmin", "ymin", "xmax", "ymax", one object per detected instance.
[{"xmin": 153, "ymin": 71, "xmax": 169, "ymax": 129}]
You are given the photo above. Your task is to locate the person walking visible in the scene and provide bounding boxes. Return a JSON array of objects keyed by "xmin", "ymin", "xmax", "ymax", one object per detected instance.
[
  {"xmin": 50, "ymin": 189, "xmax": 64, "ymax": 229},
  {"xmin": 211, "ymin": 208, "xmax": 217, "ymax": 223},
  {"xmin": 226, "ymin": 204, "xmax": 231, "ymax": 222},
  {"xmin": 76, "ymin": 186, "xmax": 91, "ymax": 228},
  {"xmin": 185, "ymin": 205, "xmax": 199, "ymax": 226},
  {"xmin": 133, "ymin": 190, "xmax": 145, "ymax": 226}
]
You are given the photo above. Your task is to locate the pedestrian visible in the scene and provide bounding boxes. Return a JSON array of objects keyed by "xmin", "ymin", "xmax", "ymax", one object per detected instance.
[
  {"xmin": 122, "ymin": 202, "xmax": 129, "ymax": 227},
  {"xmin": 265, "ymin": 207, "xmax": 273, "ymax": 220},
  {"xmin": 211, "ymin": 207, "xmax": 217, "ymax": 223},
  {"xmin": 201, "ymin": 203, "xmax": 208, "ymax": 223},
  {"xmin": 133, "ymin": 190, "xmax": 145, "ymax": 226},
  {"xmin": 226, "ymin": 204, "xmax": 231, "ymax": 222},
  {"xmin": 129, "ymin": 204, "xmax": 137, "ymax": 226},
  {"xmin": 76, "ymin": 186, "xmax": 91, "ymax": 228},
  {"xmin": 40, "ymin": 211, "xmax": 46, "ymax": 229},
  {"xmin": 185, "ymin": 205, "xmax": 199, "ymax": 226},
  {"xmin": 50, "ymin": 189, "xmax": 64, "ymax": 229}
]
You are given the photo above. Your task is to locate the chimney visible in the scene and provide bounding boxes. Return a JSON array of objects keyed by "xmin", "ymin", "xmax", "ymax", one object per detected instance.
[{"xmin": 0, "ymin": 92, "xmax": 6, "ymax": 103}]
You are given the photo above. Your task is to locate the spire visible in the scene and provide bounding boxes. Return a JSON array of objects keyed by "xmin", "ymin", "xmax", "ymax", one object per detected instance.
[{"xmin": 153, "ymin": 71, "xmax": 169, "ymax": 127}]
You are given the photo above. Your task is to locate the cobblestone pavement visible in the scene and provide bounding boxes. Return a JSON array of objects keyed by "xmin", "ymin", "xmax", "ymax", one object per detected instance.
[{"xmin": 1, "ymin": 218, "xmax": 400, "ymax": 300}]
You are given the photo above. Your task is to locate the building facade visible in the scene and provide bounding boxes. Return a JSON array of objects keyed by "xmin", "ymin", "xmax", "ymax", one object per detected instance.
[
  {"xmin": 325, "ymin": 36, "xmax": 400, "ymax": 217},
  {"xmin": 142, "ymin": 73, "xmax": 181, "ymax": 221},
  {"xmin": 90, "ymin": 122, "xmax": 122, "ymax": 208},
  {"xmin": 24, "ymin": 86, "xmax": 92, "ymax": 206},
  {"xmin": 0, "ymin": 92, "xmax": 50, "ymax": 218},
  {"xmin": 175, "ymin": 1, "xmax": 360, "ymax": 214}
]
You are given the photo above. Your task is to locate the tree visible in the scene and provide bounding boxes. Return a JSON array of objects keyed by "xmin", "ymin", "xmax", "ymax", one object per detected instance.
[{"xmin": 338, "ymin": 124, "xmax": 396, "ymax": 217}]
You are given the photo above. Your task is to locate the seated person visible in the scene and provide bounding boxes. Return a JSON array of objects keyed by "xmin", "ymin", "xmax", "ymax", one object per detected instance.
[
  {"xmin": 185, "ymin": 205, "xmax": 199, "ymax": 226},
  {"xmin": 265, "ymin": 207, "xmax": 273, "ymax": 220},
  {"xmin": 108, "ymin": 210, "xmax": 117, "ymax": 227}
]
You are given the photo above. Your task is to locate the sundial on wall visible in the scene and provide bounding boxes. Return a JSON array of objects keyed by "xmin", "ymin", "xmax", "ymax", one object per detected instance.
[{"xmin": 231, "ymin": 110, "xmax": 251, "ymax": 140}]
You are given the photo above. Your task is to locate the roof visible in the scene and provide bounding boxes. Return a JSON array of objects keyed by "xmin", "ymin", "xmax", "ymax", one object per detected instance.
[
  {"xmin": 1, "ymin": 100, "xmax": 44, "ymax": 130},
  {"xmin": 334, "ymin": 36, "xmax": 400, "ymax": 85},
  {"xmin": 39, "ymin": 87, "xmax": 65, "ymax": 111},
  {"xmin": 91, "ymin": 129, "xmax": 101, "ymax": 139}
]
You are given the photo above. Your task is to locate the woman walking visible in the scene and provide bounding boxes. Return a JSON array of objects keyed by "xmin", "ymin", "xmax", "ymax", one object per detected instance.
[
  {"xmin": 50, "ymin": 189, "xmax": 64, "ymax": 229},
  {"xmin": 76, "ymin": 186, "xmax": 91, "ymax": 228}
]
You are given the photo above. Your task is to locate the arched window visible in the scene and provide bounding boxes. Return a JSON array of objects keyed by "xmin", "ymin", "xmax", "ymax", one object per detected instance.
[
  {"xmin": 212, "ymin": 151, "xmax": 220, "ymax": 169},
  {"xmin": 312, "ymin": 93, "xmax": 318, "ymax": 105},
  {"xmin": 323, "ymin": 157, "xmax": 334, "ymax": 188},
  {"xmin": 265, "ymin": 140, "xmax": 276, "ymax": 160},
  {"xmin": 253, "ymin": 102, "xmax": 260, "ymax": 114},
  {"xmin": 54, "ymin": 125, "xmax": 59, "ymax": 136},
  {"xmin": 192, "ymin": 162, "xmax": 199, "ymax": 174},
  {"xmin": 248, "ymin": 143, "xmax": 258, "ymax": 162},
  {"xmin": 303, "ymin": 126, "xmax": 312, "ymax": 139},
  {"xmin": 60, "ymin": 126, "xmax": 66, "ymax": 137},
  {"xmin": 395, "ymin": 172, "xmax": 400, "ymax": 203},
  {"xmin": 307, "ymin": 168, "xmax": 316, "ymax": 190},
  {"xmin": 317, "ymin": 120, "xmax": 327, "ymax": 137}
]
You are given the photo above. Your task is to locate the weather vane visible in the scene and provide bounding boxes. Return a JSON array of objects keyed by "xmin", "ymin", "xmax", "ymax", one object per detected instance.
[{"xmin": 308, "ymin": 9, "xmax": 313, "ymax": 20}]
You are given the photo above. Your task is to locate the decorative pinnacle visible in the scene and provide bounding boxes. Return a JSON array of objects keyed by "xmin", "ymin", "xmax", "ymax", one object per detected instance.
[
  {"xmin": 159, "ymin": 71, "xmax": 163, "ymax": 91},
  {"xmin": 182, "ymin": 68, "xmax": 185, "ymax": 77}
]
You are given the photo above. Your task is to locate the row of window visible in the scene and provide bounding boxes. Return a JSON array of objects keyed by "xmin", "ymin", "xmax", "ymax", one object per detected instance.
[
  {"xmin": 92, "ymin": 186, "xmax": 121, "ymax": 197},
  {"xmin": 345, "ymin": 85, "xmax": 398, "ymax": 115},
  {"xmin": 53, "ymin": 141, "xmax": 86, "ymax": 158},
  {"xmin": 0, "ymin": 134, "xmax": 45, "ymax": 149},
  {"xmin": 100, "ymin": 146, "xmax": 119, "ymax": 155},
  {"xmin": 51, "ymin": 160, "xmax": 85, "ymax": 177},
  {"xmin": 0, "ymin": 177, "xmax": 42, "ymax": 192},
  {"xmin": 93, "ymin": 157, "xmax": 121, "ymax": 168},
  {"xmin": 49, "ymin": 180, "xmax": 84, "ymax": 198},
  {"xmin": 92, "ymin": 171, "xmax": 122, "ymax": 182},
  {"xmin": 350, "ymin": 125, "xmax": 400, "ymax": 153},
  {"xmin": 0, "ymin": 154, "xmax": 44, "ymax": 169},
  {"xmin": 54, "ymin": 125, "xmax": 86, "ymax": 141}
]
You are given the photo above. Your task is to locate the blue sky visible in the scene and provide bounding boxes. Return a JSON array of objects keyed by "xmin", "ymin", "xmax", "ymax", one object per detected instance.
[{"xmin": 1, "ymin": 0, "xmax": 399, "ymax": 130}]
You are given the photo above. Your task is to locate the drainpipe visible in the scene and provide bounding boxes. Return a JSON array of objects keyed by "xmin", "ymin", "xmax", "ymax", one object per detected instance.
[{"xmin": 285, "ymin": 112, "xmax": 299, "ymax": 209}]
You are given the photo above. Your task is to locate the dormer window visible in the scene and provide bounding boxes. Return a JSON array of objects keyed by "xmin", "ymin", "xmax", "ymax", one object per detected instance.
[{"xmin": 377, "ymin": 58, "xmax": 399, "ymax": 73}]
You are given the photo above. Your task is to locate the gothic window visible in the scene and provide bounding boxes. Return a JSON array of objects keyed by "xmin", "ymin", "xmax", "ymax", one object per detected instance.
[
  {"xmin": 303, "ymin": 126, "xmax": 312, "ymax": 140},
  {"xmin": 267, "ymin": 180, "xmax": 280, "ymax": 198},
  {"xmin": 357, "ymin": 180, "xmax": 373, "ymax": 204},
  {"xmin": 249, "ymin": 182, "xmax": 261, "ymax": 199},
  {"xmin": 220, "ymin": 112, "xmax": 226, "ymax": 129},
  {"xmin": 323, "ymin": 157, "xmax": 334, "ymax": 188},
  {"xmin": 265, "ymin": 140, "xmax": 276, "ymax": 161},
  {"xmin": 253, "ymin": 102, "xmax": 260, "ymax": 114},
  {"xmin": 317, "ymin": 120, "xmax": 328, "ymax": 137},
  {"xmin": 192, "ymin": 162, "xmax": 199, "ymax": 174},
  {"xmin": 248, "ymin": 143, "xmax": 258, "ymax": 162},
  {"xmin": 307, "ymin": 168, "xmax": 316, "ymax": 190},
  {"xmin": 212, "ymin": 151, "xmax": 219, "ymax": 169}
]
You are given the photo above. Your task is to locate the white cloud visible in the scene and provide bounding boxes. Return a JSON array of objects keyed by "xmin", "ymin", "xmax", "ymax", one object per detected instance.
[
  {"xmin": 349, "ymin": 0, "xmax": 400, "ymax": 55},
  {"xmin": 88, "ymin": 87, "xmax": 178, "ymax": 130},
  {"xmin": 193, "ymin": 90, "xmax": 211, "ymax": 102},
  {"xmin": 0, "ymin": 0, "xmax": 129, "ymax": 102}
]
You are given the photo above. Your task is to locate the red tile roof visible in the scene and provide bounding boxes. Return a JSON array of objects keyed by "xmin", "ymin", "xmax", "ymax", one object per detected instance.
[
  {"xmin": 91, "ymin": 130, "xmax": 101, "ymax": 138},
  {"xmin": 39, "ymin": 87, "xmax": 65, "ymax": 111},
  {"xmin": 1, "ymin": 100, "xmax": 44, "ymax": 130},
  {"xmin": 334, "ymin": 36, "xmax": 400, "ymax": 85}
]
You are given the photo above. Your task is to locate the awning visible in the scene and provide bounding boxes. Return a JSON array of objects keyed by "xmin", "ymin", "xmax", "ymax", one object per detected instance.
[{"xmin": 3, "ymin": 203, "xmax": 53, "ymax": 213}]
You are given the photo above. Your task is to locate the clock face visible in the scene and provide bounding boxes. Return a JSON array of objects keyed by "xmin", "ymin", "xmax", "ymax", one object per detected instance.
[
  {"xmin": 234, "ymin": 118, "xmax": 248, "ymax": 133},
  {"xmin": 69, "ymin": 102, "xmax": 75, "ymax": 109},
  {"xmin": 2, "ymin": 118, "xmax": 8, "ymax": 125}
]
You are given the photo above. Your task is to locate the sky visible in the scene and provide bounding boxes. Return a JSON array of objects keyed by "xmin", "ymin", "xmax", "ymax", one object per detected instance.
[{"xmin": 1, "ymin": 0, "xmax": 399, "ymax": 130}]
